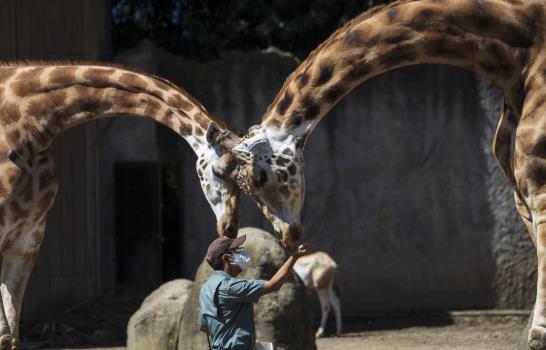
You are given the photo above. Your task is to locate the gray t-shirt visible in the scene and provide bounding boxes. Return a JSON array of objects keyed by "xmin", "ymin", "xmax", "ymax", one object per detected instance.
[{"xmin": 199, "ymin": 271, "xmax": 265, "ymax": 350}]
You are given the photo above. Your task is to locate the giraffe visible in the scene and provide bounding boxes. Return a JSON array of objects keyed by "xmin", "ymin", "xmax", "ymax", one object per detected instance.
[
  {"xmin": 209, "ymin": 1, "xmax": 546, "ymax": 348},
  {"xmin": 293, "ymin": 251, "xmax": 342, "ymax": 338},
  {"xmin": 0, "ymin": 61, "xmax": 241, "ymax": 350}
]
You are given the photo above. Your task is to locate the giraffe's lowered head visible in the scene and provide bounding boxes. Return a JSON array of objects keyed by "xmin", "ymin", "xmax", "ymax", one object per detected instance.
[
  {"xmin": 196, "ymin": 124, "xmax": 243, "ymax": 238},
  {"xmin": 229, "ymin": 125, "xmax": 306, "ymax": 251}
]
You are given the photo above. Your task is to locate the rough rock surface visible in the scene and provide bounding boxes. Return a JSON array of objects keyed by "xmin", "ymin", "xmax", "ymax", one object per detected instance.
[
  {"xmin": 127, "ymin": 279, "xmax": 193, "ymax": 350},
  {"xmin": 178, "ymin": 227, "xmax": 316, "ymax": 350}
]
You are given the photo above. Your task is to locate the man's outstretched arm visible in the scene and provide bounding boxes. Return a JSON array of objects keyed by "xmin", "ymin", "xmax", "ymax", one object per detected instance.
[{"xmin": 262, "ymin": 242, "xmax": 312, "ymax": 296}]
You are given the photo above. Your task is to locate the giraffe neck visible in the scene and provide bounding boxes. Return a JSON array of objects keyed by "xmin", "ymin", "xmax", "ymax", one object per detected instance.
[
  {"xmin": 0, "ymin": 64, "xmax": 222, "ymax": 154},
  {"xmin": 261, "ymin": 0, "xmax": 538, "ymax": 135}
]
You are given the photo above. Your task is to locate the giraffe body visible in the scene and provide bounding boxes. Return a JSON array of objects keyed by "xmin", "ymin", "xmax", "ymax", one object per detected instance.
[
  {"xmin": 293, "ymin": 251, "xmax": 342, "ymax": 338},
  {"xmin": 0, "ymin": 62, "xmax": 241, "ymax": 349},
  {"xmin": 215, "ymin": 1, "xmax": 546, "ymax": 348}
]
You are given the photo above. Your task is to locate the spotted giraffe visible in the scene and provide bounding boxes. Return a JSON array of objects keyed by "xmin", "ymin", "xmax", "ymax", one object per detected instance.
[
  {"xmin": 210, "ymin": 1, "xmax": 546, "ymax": 348},
  {"xmin": 0, "ymin": 61, "xmax": 240, "ymax": 350}
]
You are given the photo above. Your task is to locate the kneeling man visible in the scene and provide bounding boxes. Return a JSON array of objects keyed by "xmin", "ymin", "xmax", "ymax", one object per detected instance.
[{"xmin": 198, "ymin": 234, "xmax": 311, "ymax": 350}]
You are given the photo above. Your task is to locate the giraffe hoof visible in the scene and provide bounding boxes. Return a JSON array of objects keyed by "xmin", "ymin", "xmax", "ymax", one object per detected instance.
[
  {"xmin": 315, "ymin": 329, "xmax": 325, "ymax": 338},
  {"xmin": 0, "ymin": 335, "xmax": 12, "ymax": 350},
  {"xmin": 529, "ymin": 326, "xmax": 546, "ymax": 350},
  {"xmin": 10, "ymin": 337, "xmax": 18, "ymax": 350}
]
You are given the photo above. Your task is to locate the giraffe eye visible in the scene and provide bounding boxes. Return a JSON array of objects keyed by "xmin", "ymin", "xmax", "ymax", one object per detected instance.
[
  {"xmin": 212, "ymin": 167, "xmax": 224, "ymax": 179},
  {"xmin": 253, "ymin": 168, "xmax": 268, "ymax": 188}
]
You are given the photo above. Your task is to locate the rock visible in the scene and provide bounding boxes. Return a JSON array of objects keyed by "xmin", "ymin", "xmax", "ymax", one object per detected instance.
[
  {"xmin": 178, "ymin": 227, "xmax": 316, "ymax": 350},
  {"xmin": 127, "ymin": 279, "xmax": 193, "ymax": 350}
]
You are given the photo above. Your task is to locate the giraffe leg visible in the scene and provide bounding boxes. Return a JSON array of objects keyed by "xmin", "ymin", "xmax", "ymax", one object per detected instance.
[
  {"xmin": 328, "ymin": 288, "xmax": 342, "ymax": 336},
  {"xmin": 0, "ymin": 238, "xmax": 42, "ymax": 350},
  {"xmin": 0, "ymin": 252, "xmax": 39, "ymax": 350},
  {"xmin": 522, "ymin": 191, "xmax": 546, "ymax": 350},
  {"xmin": 316, "ymin": 289, "xmax": 330, "ymax": 338},
  {"xmin": 0, "ymin": 301, "xmax": 11, "ymax": 350}
]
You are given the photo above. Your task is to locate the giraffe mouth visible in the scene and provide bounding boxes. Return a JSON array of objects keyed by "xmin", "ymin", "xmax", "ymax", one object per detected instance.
[{"xmin": 279, "ymin": 223, "xmax": 304, "ymax": 251}]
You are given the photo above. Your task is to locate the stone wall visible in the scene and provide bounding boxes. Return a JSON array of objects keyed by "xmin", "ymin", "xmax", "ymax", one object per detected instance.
[{"xmin": 104, "ymin": 40, "xmax": 536, "ymax": 315}]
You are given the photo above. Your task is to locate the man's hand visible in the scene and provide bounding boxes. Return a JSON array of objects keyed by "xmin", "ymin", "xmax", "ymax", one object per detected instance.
[
  {"xmin": 293, "ymin": 241, "xmax": 313, "ymax": 259},
  {"xmin": 262, "ymin": 241, "xmax": 313, "ymax": 295},
  {"xmin": 200, "ymin": 325, "xmax": 209, "ymax": 334}
]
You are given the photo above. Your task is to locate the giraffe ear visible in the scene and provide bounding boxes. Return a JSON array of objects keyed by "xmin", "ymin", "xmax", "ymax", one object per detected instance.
[
  {"xmin": 206, "ymin": 123, "xmax": 240, "ymax": 150},
  {"xmin": 206, "ymin": 123, "xmax": 224, "ymax": 146},
  {"xmin": 212, "ymin": 152, "xmax": 237, "ymax": 176}
]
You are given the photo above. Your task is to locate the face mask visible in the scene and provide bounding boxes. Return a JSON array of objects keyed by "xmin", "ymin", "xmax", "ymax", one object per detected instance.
[{"xmin": 228, "ymin": 248, "xmax": 252, "ymax": 272}]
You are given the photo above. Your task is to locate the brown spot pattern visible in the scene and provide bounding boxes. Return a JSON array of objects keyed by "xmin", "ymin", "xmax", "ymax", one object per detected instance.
[
  {"xmin": 343, "ymin": 64, "xmax": 372, "ymax": 83},
  {"xmin": 286, "ymin": 114, "xmax": 302, "ymax": 130},
  {"xmin": 154, "ymin": 80, "xmax": 170, "ymax": 91},
  {"xmin": 298, "ymin": 73, "xmax": 310, "ymax": 88},
  {"xmin": 1, "ymin": 102, "xmax": 21, "ymax": 123},
  {"xmin": 11, "ymin": 68, "xmax": 42, "ymax": 97},
  {"xmin": 49, "ymin": 67, "xmax": 77, "ymax": 85},
  {"xmin": 168, "ymin": 94, "xmax": 184, "ymax": 107},
  {"xmin": 143, "ymin": 99, "xmax": 162, "ymax": 116},
  {"xmin": 10, "ymin": 200, "xmax": 28, "ymax": 218},
  {"xmin": 178, "ymin": 98, "xmax": 194, "ymax": 112},
  {"xmin": 7, "ymin": 129, "xmax": 21, "ymax": 144},
  {"xmin": 280, "ymin": 185, "xmax": 290, "ymax": 198},
  {"xmin": 162, "ymin": 109, "xmax": 176, "ymax": 128},
  {"xmin": 303, "ymin": 98, "xmax": 320, "ymax": 120},
  {"xmin": 178, "ymin": 120, "xmax": 192, "ymax": 136},
  {"xmin": 386, "ymin": 7, "xmax": 399, "ymax": 22},
  {"xmin": 0, "ymin": 68, "xmax": 16, "ymax": 85},
  {"xmin": 194, "ymin": 112, "xmax": 208, "ymax": 129},
  {"xmin": 315, "ymin": 63, "xmax": 334, "ymax": 85},
  {"xmin": 344, "ymin": 24, "xmax": 372, "ymax": 46},
  {"xmin": 277, "ymin": 91, "xmax": 294, "ymax": 115},
  {"xmin": 323, "ymin": 85, "xmax": 345, "ymax": 103},
  {"xmin": 195, "ymin": 126, "xmax": 204, "ymax": 136},
  {"xmin": 26, "ymin": 90, "xmax": 68, "ymax": 118},
  {"xmin": 288, "ymin": 164, "xmax": 297, "ymax": 175},
  {"xmin": 83, "ymin": 68, "xmax": 116, "ymax": 83},
  {"xmin": 119, "ymin": 72, "xmax": 149, "ymax": 91},
  {"xmin": 527, "ymin": 158, "xmax": 546, "ymax": 186}
]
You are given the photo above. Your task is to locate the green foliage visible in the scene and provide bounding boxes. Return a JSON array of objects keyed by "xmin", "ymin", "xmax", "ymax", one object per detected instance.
[{"xmin": 112, "ymin": 0, "xmax": 395, "ymax": 60}]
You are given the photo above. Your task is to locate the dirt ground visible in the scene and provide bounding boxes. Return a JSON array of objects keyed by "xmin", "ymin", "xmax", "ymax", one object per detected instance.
[
  {"xmin": 37, "ymin": 319, "xmax": 526, "ymax": 350},
  {"xmin": 315, "ymin": 322, "xmax": 523, "ymax": 350},
  {"xmin": 22, "ymin": 292, "xmax": 527, "ymax": 350}
]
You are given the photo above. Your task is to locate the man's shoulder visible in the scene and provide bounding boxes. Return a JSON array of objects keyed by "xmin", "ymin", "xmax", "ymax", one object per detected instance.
[
  {"xmin": 202, "ymin": 272, "xmax": 231, "ymax": 290},
  {"xmin": 223, "ymin": 277, "xmax": 264, "ymax": 292}
]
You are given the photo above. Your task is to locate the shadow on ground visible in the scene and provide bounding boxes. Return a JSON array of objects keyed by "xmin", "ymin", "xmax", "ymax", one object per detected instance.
[
  {"xmin": 317, "ymin": 311, "xmax": 454, "ymax": 337},
  {"xmin": 20, "ymin": 290, "xmax": 145, "ymax": 349}
]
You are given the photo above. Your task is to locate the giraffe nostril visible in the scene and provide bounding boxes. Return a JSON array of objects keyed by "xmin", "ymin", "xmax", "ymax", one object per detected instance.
[{"xmin": 225, "ymin": 225, "xmax": 236, "ymax": 238}]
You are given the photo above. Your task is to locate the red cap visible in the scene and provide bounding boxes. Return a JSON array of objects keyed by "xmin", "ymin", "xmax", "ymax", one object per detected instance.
[{"xmin": 206, "ymin": 235, "xmax": 246, "ymax": 264}]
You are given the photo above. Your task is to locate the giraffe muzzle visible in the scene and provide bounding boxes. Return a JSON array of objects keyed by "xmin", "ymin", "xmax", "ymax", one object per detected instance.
[{"xmin": 281, "ymin": 223, "xmax": 304, "ymax": 251}]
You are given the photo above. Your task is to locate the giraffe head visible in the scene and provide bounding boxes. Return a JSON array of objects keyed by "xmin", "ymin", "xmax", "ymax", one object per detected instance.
[
  {"xmin": 228, "ymin": 125, "xmax": 306, "ymax": 250},
  {"xmin": 196, "ymin": 124, "xmax": 242, "ymax": 238}
]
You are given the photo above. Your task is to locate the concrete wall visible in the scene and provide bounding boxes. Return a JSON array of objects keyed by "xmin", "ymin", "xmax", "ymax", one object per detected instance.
[{"xmin": 105, "ymin": 41, "xmax": 536, "ymax": 315}]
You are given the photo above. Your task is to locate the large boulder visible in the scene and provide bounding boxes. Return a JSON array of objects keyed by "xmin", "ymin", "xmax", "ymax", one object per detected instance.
[
  {"xmin": 178, "ymin": 227, "xmax": 316, "ymax": 350},
  {"xmin": 127, "ymin": 279, "xmax": 193, "ymax": 350}
]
